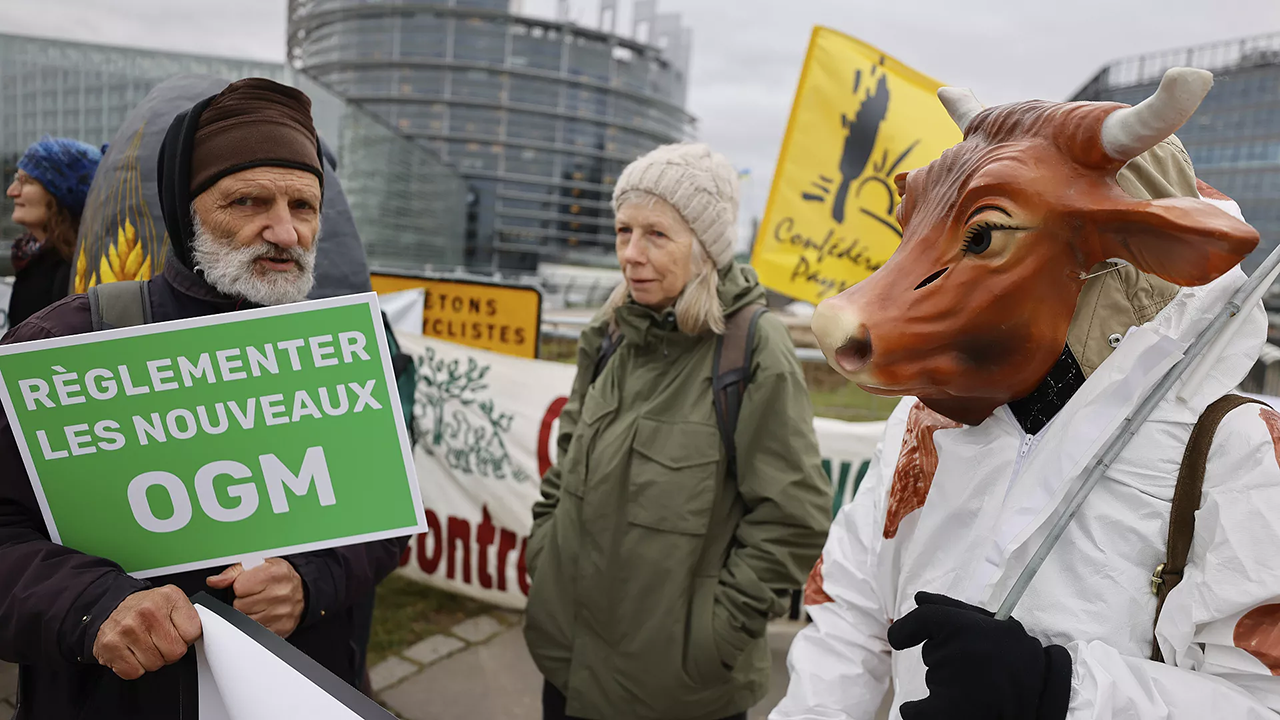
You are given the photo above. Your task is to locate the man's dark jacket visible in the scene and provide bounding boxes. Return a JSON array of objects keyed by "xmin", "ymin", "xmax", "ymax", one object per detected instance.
[{"xmin": 0, "ymin": 260, "xmax": 407, "ymax": 719}]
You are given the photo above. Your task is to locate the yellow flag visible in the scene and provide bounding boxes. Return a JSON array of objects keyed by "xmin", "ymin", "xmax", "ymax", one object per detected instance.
[{"xmin": 751, "ymin": 27, "xmax": 963, "ymax": 304}]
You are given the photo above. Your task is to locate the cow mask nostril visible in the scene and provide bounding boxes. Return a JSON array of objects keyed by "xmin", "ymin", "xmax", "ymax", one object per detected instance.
[
  {"xmin": 834, "ymin": 327, "xmax": 873, "ymax": 374},
  {"xmin": 914, "ymin": 267, "xmax": 949, "ymax": 291}
]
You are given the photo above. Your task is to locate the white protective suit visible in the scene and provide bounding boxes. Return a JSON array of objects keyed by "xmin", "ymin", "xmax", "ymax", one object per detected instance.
[{"xmin": 772, "ymin": 202, "xmax": 1280, "ymax": 719}]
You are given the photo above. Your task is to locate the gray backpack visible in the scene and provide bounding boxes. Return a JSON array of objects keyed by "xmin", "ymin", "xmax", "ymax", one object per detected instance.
[{"xmin": 87, "ymin": 280, "xmax": 152, "ymax": 331}]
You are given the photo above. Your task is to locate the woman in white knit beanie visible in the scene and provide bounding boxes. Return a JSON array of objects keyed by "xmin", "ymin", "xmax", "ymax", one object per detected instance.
[
  {"xmin": 601, "ymin": 142, "xmax": 742, "ymax": 333},
  {"xmin": 524, "ymin": 143, "xmax": 831, "ymax": 720}
]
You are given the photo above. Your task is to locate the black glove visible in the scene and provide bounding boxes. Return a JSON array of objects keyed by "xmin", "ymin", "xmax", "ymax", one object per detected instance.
[{"xmin": 887, "ymin": 591, "xmax": 1072, "ymax": 720}]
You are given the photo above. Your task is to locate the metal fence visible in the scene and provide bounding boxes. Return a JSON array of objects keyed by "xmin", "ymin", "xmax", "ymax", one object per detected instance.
[
  {"xmin": 538, "ymin": 274, "xmax": 618, "ymax": 310},
  {"xmin": 537, "ymin": 313, "xmax": 828, "ymax": 363}
]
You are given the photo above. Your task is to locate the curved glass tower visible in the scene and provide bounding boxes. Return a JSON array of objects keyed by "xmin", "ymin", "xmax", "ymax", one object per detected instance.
[{"xmin": 289, "ymin": 0, "xmax": 696, "ymax": 271}]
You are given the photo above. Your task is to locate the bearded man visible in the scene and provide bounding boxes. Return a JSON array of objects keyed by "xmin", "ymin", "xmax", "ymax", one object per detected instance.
[{"xmin": 0, "ymin": 78, "xmax": 406, "ymax": 719}]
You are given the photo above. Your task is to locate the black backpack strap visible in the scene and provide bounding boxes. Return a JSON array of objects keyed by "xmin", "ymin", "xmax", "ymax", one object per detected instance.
[
  {"xmin": 1151, "ymin": 393, "xmax": 1271, "ymax": 662},
  {"xmin": 88, "ymin": 280, "xmax": 152, "ymax": 331},
  {"xmin": 713, "ymin": 304, "xmax": 768, "ymax": 479},
  {"xmin": 591, "ymin": 323, "xmax": 623, "ymax": 383}
]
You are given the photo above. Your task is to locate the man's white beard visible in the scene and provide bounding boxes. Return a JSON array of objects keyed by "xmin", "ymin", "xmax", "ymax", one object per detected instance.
[{"xmin": 190, "ymin": 215, "xmax": 316, "ymax": 306}]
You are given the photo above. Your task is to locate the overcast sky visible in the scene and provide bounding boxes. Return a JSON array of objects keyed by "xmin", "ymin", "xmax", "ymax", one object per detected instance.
[{"xmin": 4, "ymin": 0, "xmax": 1279, "ymax": 230}]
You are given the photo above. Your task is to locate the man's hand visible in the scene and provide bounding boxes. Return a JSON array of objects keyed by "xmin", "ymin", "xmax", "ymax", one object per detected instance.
[
  {"xmin": 887, "ymin": 591, "xmax": 1073, "ymax": 720},
  {"xmin": 92, "ymin": 585, "xmax": 202, "ymax": 680},
  {"xmin": 207, "ymin": 558, "xmax": 305, "ymax": 638}
]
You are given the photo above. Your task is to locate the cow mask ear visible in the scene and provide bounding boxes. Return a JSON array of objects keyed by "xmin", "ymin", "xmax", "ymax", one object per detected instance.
[{"xmin": 1088, "ymin": 197, "xmax": 1259, "ymax": 287}]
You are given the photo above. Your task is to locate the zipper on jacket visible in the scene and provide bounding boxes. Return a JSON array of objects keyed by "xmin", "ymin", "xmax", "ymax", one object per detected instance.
[
  {"xmin": 968, "ymin": 410, "xmax": 1050, "ymax": 597},
  {"xmin": 1000, "ymin": 435, "xmax": 1033, "ymax": 504},
  {"xmin": 1000, "ymin": 406, "xmax": 1042, "ymax": 502}
]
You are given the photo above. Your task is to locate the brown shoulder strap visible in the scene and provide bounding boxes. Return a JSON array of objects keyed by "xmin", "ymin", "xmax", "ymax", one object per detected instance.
[{"xmin": 1151, "ymin": 393, "xmax": 1269, "ymax": 661}]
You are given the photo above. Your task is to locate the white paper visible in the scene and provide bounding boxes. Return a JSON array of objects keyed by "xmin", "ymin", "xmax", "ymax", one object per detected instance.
[
  {"xmin": 378, "ymin": 288, "xmax": 426, "ymax": 335},
  {"xmin": 195, "ymin": 605, "xmax": 364, "ymax": 720}
]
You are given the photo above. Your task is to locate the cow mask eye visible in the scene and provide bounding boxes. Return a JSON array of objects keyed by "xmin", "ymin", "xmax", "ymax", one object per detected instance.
[{"xmin": 964, "ymin": 223, "xmax": 1001, "ymax": 255}]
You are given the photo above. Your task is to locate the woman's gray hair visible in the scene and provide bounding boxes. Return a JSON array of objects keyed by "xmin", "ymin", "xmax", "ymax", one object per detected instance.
[{"xmin": 604, "ymin": 191, "xmax": 725, "ymax": 336}]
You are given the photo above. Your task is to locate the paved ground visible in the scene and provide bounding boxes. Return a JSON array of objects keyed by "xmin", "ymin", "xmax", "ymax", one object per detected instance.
[
  {"xmin": 374, "ymin": 616, "xmax": 892, "ymax": 720},
  {"xmin": 0, "ymin": 616, "xmax": 892, "ymax": 719}
]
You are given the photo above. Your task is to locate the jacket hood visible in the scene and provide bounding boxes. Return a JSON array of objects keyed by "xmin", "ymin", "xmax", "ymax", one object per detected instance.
[
  {"xmin": 157, "ymin": 95, "xmax": 217, "ymax": 271},
  {"xmin": 719, "ymin": 261, "xmax": 767, "ymax": 314},
  {"xmin": 74, "ymin": 74, "xmax": 372, "ymax": 298},
  {"xmin": 1066, "ymin": 136, "xmax": 1204, "ymax": 378},
  {"xmin": 157, "ymin": 88, "xmax": 328, "ymax": 272}
]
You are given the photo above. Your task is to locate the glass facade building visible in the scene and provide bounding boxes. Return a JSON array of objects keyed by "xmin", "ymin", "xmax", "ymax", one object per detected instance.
[
  {"xmin": 321, "ymin": 76, "xmax": 469, "ymax": 270},
  {"xmin": 0, "ymin": 33, "xmax": 283, "ymax": 243},
  {"xmin": 0, "ymin": 33, "xmax": 283, "ymax": 157},
  {"xmin": 1072, "ymin": 32, "xmax": 1280, "ymax": 274},
  {"xmin": 289, "ymin": 0, "xmax": 697, "ymax": 271},
  {"xmin": 0, "ymin": 32, "xmax": 468, "ymax": 271}
]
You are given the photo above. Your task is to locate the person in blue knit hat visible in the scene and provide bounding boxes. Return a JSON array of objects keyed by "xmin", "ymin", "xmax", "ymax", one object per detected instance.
[{"xmin": 5, "ymin": 136, "xmax": 102, "ymax": 326}]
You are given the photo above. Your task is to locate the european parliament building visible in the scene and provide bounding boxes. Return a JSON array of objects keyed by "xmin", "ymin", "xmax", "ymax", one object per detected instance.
[
  {"xmin": 0, "ymin": 32, "xmax": 468, "ymax": 272},
  {"xmin": 0, "ymin": 34, "xmax": 284, "ymax": 246},
  {"xmin": 288, "ymin": 0, "xmax": 697, "ymax": 271}
]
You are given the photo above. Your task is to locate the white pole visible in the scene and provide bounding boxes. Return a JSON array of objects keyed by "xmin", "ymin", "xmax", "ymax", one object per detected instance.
[
  {"xmin": 995, "ymin": 241, "xmax": 1280, "ymax": 620},
  {"xmin": 1177, "ymin": 259, "xmax": 1280, "ymax": 402}
]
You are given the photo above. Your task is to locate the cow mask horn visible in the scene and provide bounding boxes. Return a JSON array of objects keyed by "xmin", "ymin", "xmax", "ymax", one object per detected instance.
[
  {"xmin": 1100, "ymin": 68, "xmax": 1213, "ymax": 160},
  {"xmin": 937, "ymin": 67, "xmax": 1213, "ymax": 162},
  {"xmin": 937, "ymin": 87, "xmax": 983, "ymax": 133}
]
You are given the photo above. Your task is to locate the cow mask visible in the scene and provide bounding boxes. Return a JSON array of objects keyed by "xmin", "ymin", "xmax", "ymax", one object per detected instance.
[{"xmin": 811, "ymin": 68, "xmax": 1259, "ymax": 426}]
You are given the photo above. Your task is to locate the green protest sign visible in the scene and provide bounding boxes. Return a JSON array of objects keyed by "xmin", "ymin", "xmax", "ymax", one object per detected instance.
[{"xmin": 0, "ymin": 294, "xmax": 426, "ymax": 578}]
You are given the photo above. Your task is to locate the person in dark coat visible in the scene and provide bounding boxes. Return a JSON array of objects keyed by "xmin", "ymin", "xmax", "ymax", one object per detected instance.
[
  {"xmin": 5, "ymin": 137, "xmax": 101, "ymax": 326},
  {"xmin": 0, "ymin": 78, "xmax": 407, "ymax": 719}
]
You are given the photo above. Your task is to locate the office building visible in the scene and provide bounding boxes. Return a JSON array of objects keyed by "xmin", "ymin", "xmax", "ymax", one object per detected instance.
[
  {"xmin": 1072, "ymin": 32, "xmax": 1280, "ymax": 274},
  {"xmin": 0, "ymin": 32, "xmax": 467, "ymax": 269},
  {"xmin": 289, "ymin": 0, "xmax": 697, "ymax": 271}
]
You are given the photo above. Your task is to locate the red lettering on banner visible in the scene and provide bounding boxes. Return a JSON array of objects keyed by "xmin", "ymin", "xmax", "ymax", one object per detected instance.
[
  {"xmin": 538, "ymin": 397, "xmax": 569, "ymax": 477},
  {"xmin": 447, "ymin": 516, "xmax": 473, "ymax": 583},
  {"xmin": 477, "ymin": 508, "xmax": 496, "ymax": 590},
  {"xmin": 404, "ymin": 504, "xmax": 533, "ymax": 597}
]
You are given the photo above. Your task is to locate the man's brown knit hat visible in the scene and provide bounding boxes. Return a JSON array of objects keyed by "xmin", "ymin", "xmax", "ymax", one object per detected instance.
[{"xmin": 188, "ymin": 77, "xmax": 323, "ymax": 196}]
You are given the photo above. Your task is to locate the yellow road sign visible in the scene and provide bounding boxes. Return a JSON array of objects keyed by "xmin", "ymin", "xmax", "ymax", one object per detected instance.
[
  {"xmin": 752, "ymin": 27, "xmax": 963, "ymax": 304},
  {"xmin": 371, "ymin": 274, "xmax": 543, "ymax": 359}
]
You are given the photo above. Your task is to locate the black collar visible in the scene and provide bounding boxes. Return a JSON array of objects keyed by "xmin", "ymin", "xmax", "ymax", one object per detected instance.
[
  {"xmin": 1007, "ymin": 345, "xmax": 1086, "ymax": 436},
  {"xmin": 161, "ymin": 259, "xmax": 259, "ymax": 313}
]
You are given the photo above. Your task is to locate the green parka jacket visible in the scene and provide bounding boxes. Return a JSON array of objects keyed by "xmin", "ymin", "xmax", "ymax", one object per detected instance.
[{"xmin": 524, "ymin": 263, "xmax": 833, "ymax": 720}]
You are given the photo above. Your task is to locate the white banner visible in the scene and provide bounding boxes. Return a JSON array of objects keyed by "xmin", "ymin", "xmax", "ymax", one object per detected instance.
[
  {"xmin": 394, "ymin": 333, "xmax": 885, "ymax": 609},
  {"xmin": 194, "ymin": 594, "xmax": 395, "ymax": 719}
]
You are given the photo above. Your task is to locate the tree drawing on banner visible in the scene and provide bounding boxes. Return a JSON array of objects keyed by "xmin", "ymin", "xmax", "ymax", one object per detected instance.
[
  {"xmin": 802, "ymin": 59, "xmax": 920, "ymax": 236},
  {"xmin": 413, "ymin": 347, "xmax": 532, "ymax": 483}
]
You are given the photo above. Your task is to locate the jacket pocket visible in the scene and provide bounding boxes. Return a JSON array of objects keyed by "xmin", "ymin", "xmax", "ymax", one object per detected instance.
[
  {"xmin": 626, "ymin": 417, "xmax": 721, "ymax": 535},
  {"xmin": 686, "ymin": 577, "xmax": 733, "ymax": 685},
  {"xmin": 562, "ymin": 387, "xmax": 617, "ymax": 499}
]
